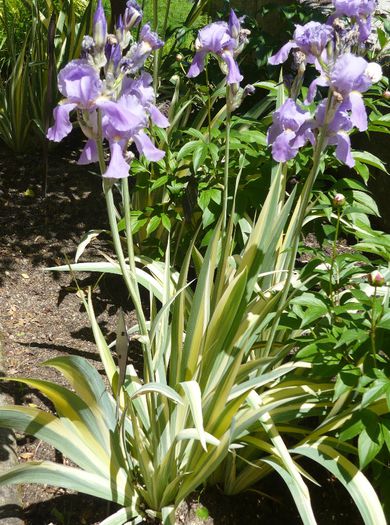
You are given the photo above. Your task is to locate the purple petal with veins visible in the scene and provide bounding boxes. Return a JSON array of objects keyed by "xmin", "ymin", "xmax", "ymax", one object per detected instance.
[
  {"xmin": 268, "ymin": 22, "xmax": 332, "ymax": 66},
  {"xmin": 221, "ymin": 51, "xmax": 243, "ymax": 84},
  {"xmin": 268, "ymin": 41, "xmax": 297, "ymax": 66},
  {"xmin": 187, "ymin": 18, "xmax": 243, "ymax": 85},
  {"xmin": 78, "ymin": 139, "xmax": 99, "ymax": 165},
  {"xmin": 330, "ymin": 54, "xmax": 371, "ymax": 96},
  {"xmin": 267, "ymin": 99, "xmax": 312, "ymax": 162},
  {"xmin": 342, "ymin": 92, "xmax": 368, "ymax": 132},
  {"xmin": 187, "ymin": 50, "xmax": 208, "ymax": 78},
  {"xmin": 103, "ymin": 141, "xmax": 130, "ymax": 179},
  {"xmin": 149, "ymin": 105, "xmax": 169, "ymax": 128},
  {"xmin": 272, "ymin": 130, "xmax": 299, "ymax": 162},
  {"xmin": 58, "ymin": 60, "xmax": 102, "ymax": 106},
  {"xmin": 133, "ymin": 131, "xmax": 165, "ymax": 161},
  {"xmin": 334, "ymin": 132, "xmax": 354, "ymax": 167},
  {"xmin": 97, "ymin": 99, "xmax": 141, "ymax": 132},
  {"xmin": 47, "ymin": 102, "xmax": 77, "ymax": 141}
]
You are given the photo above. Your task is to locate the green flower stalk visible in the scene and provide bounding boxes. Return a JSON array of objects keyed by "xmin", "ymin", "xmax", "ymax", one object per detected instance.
[
  {"xmin": 368, "ymin": 270, "xmax": 386, "ymax": 368},
  {"xmin": 328, "ymin": 193, "xmax": 346, "ymax": 305}
]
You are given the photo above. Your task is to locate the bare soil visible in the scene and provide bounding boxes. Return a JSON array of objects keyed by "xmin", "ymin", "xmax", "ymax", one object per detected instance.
[{"xmin": 0, "ymin": 139, "xmax": 366, "ymax": 524}]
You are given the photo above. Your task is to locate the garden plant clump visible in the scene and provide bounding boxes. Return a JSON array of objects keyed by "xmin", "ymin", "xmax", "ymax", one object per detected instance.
[{"xmin": 0, "ymin": 0, "xmax": 389, "ymax": 524}]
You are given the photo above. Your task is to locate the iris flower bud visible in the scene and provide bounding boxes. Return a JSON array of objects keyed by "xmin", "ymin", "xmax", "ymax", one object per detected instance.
[{"xmin": 93, "ymin": 0, "xmax": 107, "ymax": 50}]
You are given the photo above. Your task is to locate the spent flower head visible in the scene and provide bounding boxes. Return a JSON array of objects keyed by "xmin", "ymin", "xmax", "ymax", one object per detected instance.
[{"xmin": 332, "ymin": 0, "xmax": 377, "ymax": 42}]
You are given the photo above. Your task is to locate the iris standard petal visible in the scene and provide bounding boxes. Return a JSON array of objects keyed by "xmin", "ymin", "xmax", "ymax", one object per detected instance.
[
  {"xmin": 58, "ymin": 60, "xmax": 102, "ymax": 104},
  {"xmin": 97, "ymin": 99, "xmax": 138, "ymax": 132},
  {"xmin": 330, "ymin": 54, "xmax": 369, "ymax": 95}
]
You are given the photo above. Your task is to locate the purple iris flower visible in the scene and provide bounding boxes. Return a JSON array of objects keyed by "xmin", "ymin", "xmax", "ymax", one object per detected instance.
[
  {"xmin": 315, "ymin": 99, "xmax": 355, "ymax": 167},
  {"xmin": 47, "ymin": 60, "xmax": 136, "ymax": 142},
  {"xmin": 329, "ymin": 53, "xmax": 373, "ymax": 131},
  {"xmin": 267, "ymin": 99, "xmax": 314, "ymax": 162},
  {"xmin": 102, "ymin": 94, "xmax": 164, "ymax": 178},
  {"xmin": 122, "ymin": 72, "xmax": 169, "ymax": 128},
  {"xmin": 307, "ymin": 53, "xmax": 381, "ymax": 131},
  {"xmin": 269, "ymin": 22, "xmax": 333, "ymax": 66},
  {"xmin": 123, "ymin": 23, "xmax": 164, "ymax": 74},
  {"xmin": 47, "ymin": 0, "xmax": 166, "ymax": 180},
  {"xmin": 332, "ymin": 0, "xmax": 376, "ymax": 42},
  {"xmin": 101, "ymin": 95, "xmax": 145, "ymax": 179},
  {"xmin": 187, "ymin": 9, "xmax": 245, "ymax": 85}
]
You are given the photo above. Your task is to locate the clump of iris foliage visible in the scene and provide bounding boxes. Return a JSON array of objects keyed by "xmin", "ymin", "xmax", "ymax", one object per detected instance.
[{"xmin": 0, "ymin": 0, "xmax": 390, "ymax": 524}]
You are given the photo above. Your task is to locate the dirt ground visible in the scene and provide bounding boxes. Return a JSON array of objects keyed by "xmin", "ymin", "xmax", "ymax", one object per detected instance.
[{"xmin": 0, "ymin": 139, "xmax": 366, "ymax": 524}]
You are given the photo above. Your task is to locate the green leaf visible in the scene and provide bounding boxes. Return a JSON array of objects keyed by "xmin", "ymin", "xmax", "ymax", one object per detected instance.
[
  {"xmin": 146, "ymin": 215, "xmax": 161, "ymax": 236},
  {"xmin": 185, "ymin": 128, "xmax": 206, "ymax": 140},
  {"xmin": 43, "ymin": 355, "xmax": 117, "ymax": 434},
  {"xmin": 358, "ymin": 427, "xmax": 383, "ymax": 469},
  {"xmin": 352, "ymin": 151, "xmax": 388, "ymax": 173},
  {"xmin": 198, "ymin": 188, "xmax": 221, "ymax": 210},
  {"xmin": 293, "ymin": 439, "xmax": 387, "ymax": 525},
  {"xmin": 361, "ymin": 378, "xmax": 390, "ymax": 408},
  {"xmin": 131, "ymin": 382, "xmax": 184, "ymax": 405},
  {"xmin": 161, "ymin": 213, "xmax": 171, "ymax": 231},
  {"xmin": 193, "ymin": 143, "xmax": 209, "ymax": 173},
  {"xmin": 260, "ymin": 456, "xmax": 317, "ymax": 525},
  {"xmin": 0, "ymin": 461, "xmax": 129, "ymax": 505},
  {"xmin": 351, "ymin": 190, "xmax": 379, "ymax": 216},
  {"xmin": 150, "ymin": 175, "xmax": 169, "ymax": 191},
  {"xmin": 354, "ymin": 161, "xmax": 370, "ymax": 183},
  {"xmin": 75, "ymin": 230, "xmax": 103, "ymax": 262},
  {"xmin": 100, "ymin": 507, "xmax": 142, "ymax": 525},
  {"xmin": 236, "ymin": 130, "xmax": 266, "ymax": 146},
  {"xmin": 177, "ymin": 140, "xmax": 200, "ymax": 161},
  {"xmin": 176, "ymin": 428, "xmax": 220, "ymax": 447},
  {"xmin": 180, "ymin": 381, "xmax": 207, "ymax": 451},
  {"xmin": 196, "ymin": 507, "xmax": 209, "ymax": 520},
  {"xmin": 0, "ymin": 405, "xmax": 102, "ymax": 475}
]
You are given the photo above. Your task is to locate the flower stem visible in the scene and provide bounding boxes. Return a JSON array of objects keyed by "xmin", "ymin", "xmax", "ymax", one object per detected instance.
[
  {"xmin": 370, "ymin": 287, "xmax": 378, "ymax": 368},
  {"xmin": 328, "ymin": 207, "xmax": 341, "ymax": 305},
  {"xmin": 162, "ymin": 0, "xmax": 172, "ymax": 40},
  {"xmin": 96, "ymin": 112, "xmax": 154, "ymax": 381},
  {"xmin": 222, "ymin": 85, "xmax": 231, "ymax": 230},
  {"xmin": 263, "ymin": 118, "xmax": 329, "ymax": 360},
  {"xmin": 205, "ymin": 62, "xmax": 212, "ymax": 142},
  {"xmin": 152, "ymin": 0, "xmax": 159, "ymax": 91}
]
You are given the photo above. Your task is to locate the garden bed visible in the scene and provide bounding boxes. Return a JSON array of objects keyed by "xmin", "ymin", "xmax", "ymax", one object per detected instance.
[{"xmin": 0, "ymin": 145, "xmax": 366, "ymax": 524}]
